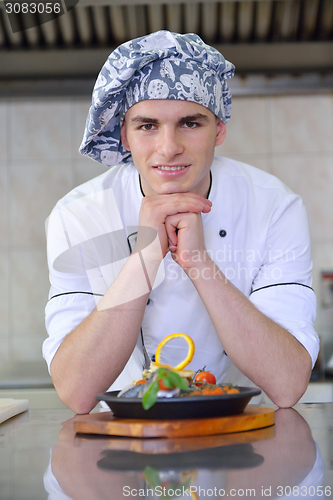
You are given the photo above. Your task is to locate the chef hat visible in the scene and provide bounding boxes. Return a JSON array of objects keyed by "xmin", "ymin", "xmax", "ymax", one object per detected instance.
[{"xmin": 79, "ymin": 30, "xmax": 235, "ymax": 167}]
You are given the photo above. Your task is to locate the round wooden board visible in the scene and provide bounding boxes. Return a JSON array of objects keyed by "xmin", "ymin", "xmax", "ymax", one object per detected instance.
[
  {"xmin": 75, "ymin": 425, "xmax": 276, "ymax": 454},
  {"xmin": 73, "ymin": 406, "xmax": 275, "ymax": 438}
]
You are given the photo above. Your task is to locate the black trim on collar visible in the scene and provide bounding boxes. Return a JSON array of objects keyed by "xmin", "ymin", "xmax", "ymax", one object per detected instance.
[
  {"xmin": 251, "ymin": 282, "xmax": 314, "ymax": 294},
  {"xmin": 139, "ymin": 174, "xmax": 145, "ymax": 197},
  {"xmin": 48, "ymin": 291, "xmax": 104, "ymax": 302},
  {"xmin": 207, "ymin": 170, "xmax": 213, "ymax": 199},
  {"xmin": 139, "ymin": 170, "xmax": 212, "ymax": 199}
]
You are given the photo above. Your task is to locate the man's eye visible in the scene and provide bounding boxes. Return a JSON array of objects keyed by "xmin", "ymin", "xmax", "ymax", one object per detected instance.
[
  {"xmin": 184, "ymin": 122, "xmax": 198, "ymax": 128},
  {"xmin": 140, "ymin": 124, "xmax": 155, "ymax": 131}
]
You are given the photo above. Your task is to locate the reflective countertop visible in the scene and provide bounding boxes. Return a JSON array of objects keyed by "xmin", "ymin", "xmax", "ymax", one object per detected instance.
[{"xmin": 1, "ymin": 403, "xmax": 333, "ymax": 499}]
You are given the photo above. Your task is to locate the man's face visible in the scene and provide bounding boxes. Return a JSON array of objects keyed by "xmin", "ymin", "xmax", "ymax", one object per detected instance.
[{"xmin": 120, "ymin": 99, "xmax": 226, "ymax": 197}]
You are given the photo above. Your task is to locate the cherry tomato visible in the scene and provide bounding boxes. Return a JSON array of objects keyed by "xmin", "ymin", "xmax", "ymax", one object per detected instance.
[
  {"xmin": 158, "ymin": 378, "xmax": 172, "ymax": 391},
  {"xmin": 194, "ymin": 371, "xmax": 216, "ymax": 385}
]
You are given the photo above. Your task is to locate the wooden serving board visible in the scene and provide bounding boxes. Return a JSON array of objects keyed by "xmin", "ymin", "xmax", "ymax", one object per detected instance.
[
  {"xmin": 75, "ymin": 424, "xmax": 276, "ymax": 454},
  {"xmin": 74, "ymin": 406, "xmax": 275, "ymax": 439}
]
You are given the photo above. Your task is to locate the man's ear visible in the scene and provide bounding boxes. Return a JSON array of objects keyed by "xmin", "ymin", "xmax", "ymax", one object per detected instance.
[
  {"xmin": 215, "ymin": 119, "xmax": 226, "ymax": 147},
  {"xmin": 120, "ymin": 121, "xmax": 131, "ymax": 151}
]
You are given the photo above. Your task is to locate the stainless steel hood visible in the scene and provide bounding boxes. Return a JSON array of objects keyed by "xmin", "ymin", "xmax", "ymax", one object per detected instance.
[{"xmin": 1, "ymin": 0, "xmax": 333, "ymax": 96}]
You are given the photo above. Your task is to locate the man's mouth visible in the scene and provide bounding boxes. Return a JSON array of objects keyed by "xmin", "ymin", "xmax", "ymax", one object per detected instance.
[{"xmin": 155, "ymin": 165, "xmax": 188, "ymax": 171}]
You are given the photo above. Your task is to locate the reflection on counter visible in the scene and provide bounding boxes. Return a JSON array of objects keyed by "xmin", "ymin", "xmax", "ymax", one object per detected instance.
[{"xmin": 45, "ymin": 408, "xmax": 326, "ymax": 500}]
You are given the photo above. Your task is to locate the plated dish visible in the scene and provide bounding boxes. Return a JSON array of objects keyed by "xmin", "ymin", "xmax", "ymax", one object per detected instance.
[
  {"xmin": 96, "ymin": 387, "xmax": 261, "ymax": 420},
  {"xmin": 97, "ymin": 333, "xmax": 261, "ymax": 419}
]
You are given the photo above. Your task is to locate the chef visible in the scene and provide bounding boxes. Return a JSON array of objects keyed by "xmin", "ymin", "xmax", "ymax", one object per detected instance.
[{"xmin": 43, "ymin": 30, "xmax": 319, "ymax": 414}]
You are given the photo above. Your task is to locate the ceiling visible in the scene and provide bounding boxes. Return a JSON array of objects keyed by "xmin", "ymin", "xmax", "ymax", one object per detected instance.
[{"xmin": 1, "ymin": 0, "xmax": 333, "ymax": 96}]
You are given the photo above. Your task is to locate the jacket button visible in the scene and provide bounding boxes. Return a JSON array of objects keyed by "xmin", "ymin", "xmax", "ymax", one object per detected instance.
[{"xmin": 219, "ymin": 229, "xmax": 227, "ymax": 237}]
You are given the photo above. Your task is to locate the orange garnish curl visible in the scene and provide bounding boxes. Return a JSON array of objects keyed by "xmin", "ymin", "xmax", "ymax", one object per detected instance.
[{"xmin": 154, "ymin": 333, "xmax": 195, "ymax": 371}]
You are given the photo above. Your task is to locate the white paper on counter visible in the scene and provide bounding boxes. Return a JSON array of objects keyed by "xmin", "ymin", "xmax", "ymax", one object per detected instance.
[{"xmin": 0, "ymin": 399, "xmax": 29, "ymax": 424}]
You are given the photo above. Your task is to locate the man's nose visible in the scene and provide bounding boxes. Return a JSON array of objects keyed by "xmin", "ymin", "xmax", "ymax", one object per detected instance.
[{"xmin": 156, "ymin": 127, "xmax": 184, "ymax": 159}]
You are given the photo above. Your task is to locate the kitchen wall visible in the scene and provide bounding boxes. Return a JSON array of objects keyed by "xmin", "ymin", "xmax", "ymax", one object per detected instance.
[
  {"xmin": 0, "ymin": 92, "xmax": 333, "ymax": 371},
  {"xmin": 215, "ymin": 92, "xmax": 333, "ymax": 368}
]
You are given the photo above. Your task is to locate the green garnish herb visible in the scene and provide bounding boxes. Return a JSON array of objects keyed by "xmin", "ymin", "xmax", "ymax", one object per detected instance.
[{"xmin": 142, "ymin": 368, "xmax": 189, "ymax": 410}]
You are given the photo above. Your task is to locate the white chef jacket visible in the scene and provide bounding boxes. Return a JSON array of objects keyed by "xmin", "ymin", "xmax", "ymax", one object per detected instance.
[{"xmin": 43, "ymin": 157, "xmax": 319, "ymax": 390}]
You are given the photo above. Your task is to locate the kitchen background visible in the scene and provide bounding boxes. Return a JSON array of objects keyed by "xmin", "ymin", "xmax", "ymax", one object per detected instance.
[{"xmin": 0, "ymin": 0, "xmax": 333, "ymax": 405}]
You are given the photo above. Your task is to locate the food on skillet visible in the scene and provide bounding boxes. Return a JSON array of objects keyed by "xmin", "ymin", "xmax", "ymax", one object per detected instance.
[{"xmin": 118, "ymin": 333, "xmax": 239, "ymax": 409}]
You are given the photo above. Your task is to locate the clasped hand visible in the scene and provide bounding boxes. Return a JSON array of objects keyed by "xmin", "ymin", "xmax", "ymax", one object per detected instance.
[{"xmin": 135, "ymin": 192, "xmax": 212, "ymax": 269}]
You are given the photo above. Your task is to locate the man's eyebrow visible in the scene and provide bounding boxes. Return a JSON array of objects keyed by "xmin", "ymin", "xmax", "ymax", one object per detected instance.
[
  {"xmin": 130, "ymin": 116, "xmax": 159, "ymax": 124},
  {"xmin": 178, "ymin": 113, "xmax": 209, "ymax": 123}
]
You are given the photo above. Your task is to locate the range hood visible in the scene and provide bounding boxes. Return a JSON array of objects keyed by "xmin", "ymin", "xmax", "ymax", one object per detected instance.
[{"xmin": 1, "ymin": 0, "xmax": 332, "ymax": 96}]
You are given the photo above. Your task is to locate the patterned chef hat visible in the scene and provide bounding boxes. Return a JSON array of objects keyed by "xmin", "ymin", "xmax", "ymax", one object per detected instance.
[{"xmin": 79, "ymin": 30, "xmax": 235, "ymax": 167}]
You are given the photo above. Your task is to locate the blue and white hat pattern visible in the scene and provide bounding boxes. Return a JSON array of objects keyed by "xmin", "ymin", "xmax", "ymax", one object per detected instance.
[{"xmin": 79, "ymin": 30, "xmax": 235, "ymax": 167}]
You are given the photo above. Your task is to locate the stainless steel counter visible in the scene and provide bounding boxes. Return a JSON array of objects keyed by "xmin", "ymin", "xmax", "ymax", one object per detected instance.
[{"xmin": 1, "ymin": 404, "xmax": 333, "ymax": 499}]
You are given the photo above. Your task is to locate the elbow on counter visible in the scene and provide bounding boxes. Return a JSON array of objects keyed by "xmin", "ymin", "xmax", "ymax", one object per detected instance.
[
  {"xmin": 268, "ymin": 350, "xmax": 313, "ymax": 408},
  {"xmin": 49, "ymin": 358, "xmax": 100, "ymax": 414},
  {"xmin": 268, "ymin": 374, "xmax": 311, "ymax": 409},
  {"xmin": 271, "ymin": 392, "xmax": 304, "ymax": 409},
  {"xmin": 54, "ymin": 382, "xmax": 98, "ymax": 414},
  {"xmin": 50, "ymin": 368, "xmax": 98, "ymax": 414}
]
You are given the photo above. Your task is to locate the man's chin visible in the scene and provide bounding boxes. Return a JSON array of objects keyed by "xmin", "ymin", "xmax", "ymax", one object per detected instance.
[
  {"xmin": 157, "ymin": 186, "xmax": 190, "ymax": 195},
  {"xmin": 144, "ymin": 180, "xmax": 188, "ymax": 196},
  {"xmin": 140, "ymin": 176, "xmax": 194, "ymax": 196}
]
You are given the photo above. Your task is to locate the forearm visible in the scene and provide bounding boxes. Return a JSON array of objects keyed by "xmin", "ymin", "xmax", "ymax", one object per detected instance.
[
  {"xmin": 185, "ymin": 258, "xmax": 312, "ymax": 407},
  {"xmin": 50, "ymin": 251, "xmax": 160, "ymax": 414}
]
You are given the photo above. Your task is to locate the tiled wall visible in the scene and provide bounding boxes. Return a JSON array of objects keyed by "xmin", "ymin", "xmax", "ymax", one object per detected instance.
[
  {"xmin": 215, "ymin": 93, "xmax": 333, "ymax": 361},
  {"xmin": 0, "ymin": 98, "xmax": 107, "ymax": 364},
  {"xmin": 0, "ymin": 93, "xmax": 333, "ymax": 368}
]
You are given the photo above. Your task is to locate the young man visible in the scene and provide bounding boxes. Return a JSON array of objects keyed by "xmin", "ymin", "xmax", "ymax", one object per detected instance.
[{"xmin": 43, "ymin": 31, "xmax": 319, "ymax": 414}]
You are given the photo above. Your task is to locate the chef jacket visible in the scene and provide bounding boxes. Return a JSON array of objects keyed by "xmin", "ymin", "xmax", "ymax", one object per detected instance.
[{"xmin": 43, "ymin": 157, "xmax": 319, "ymax": 390}]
